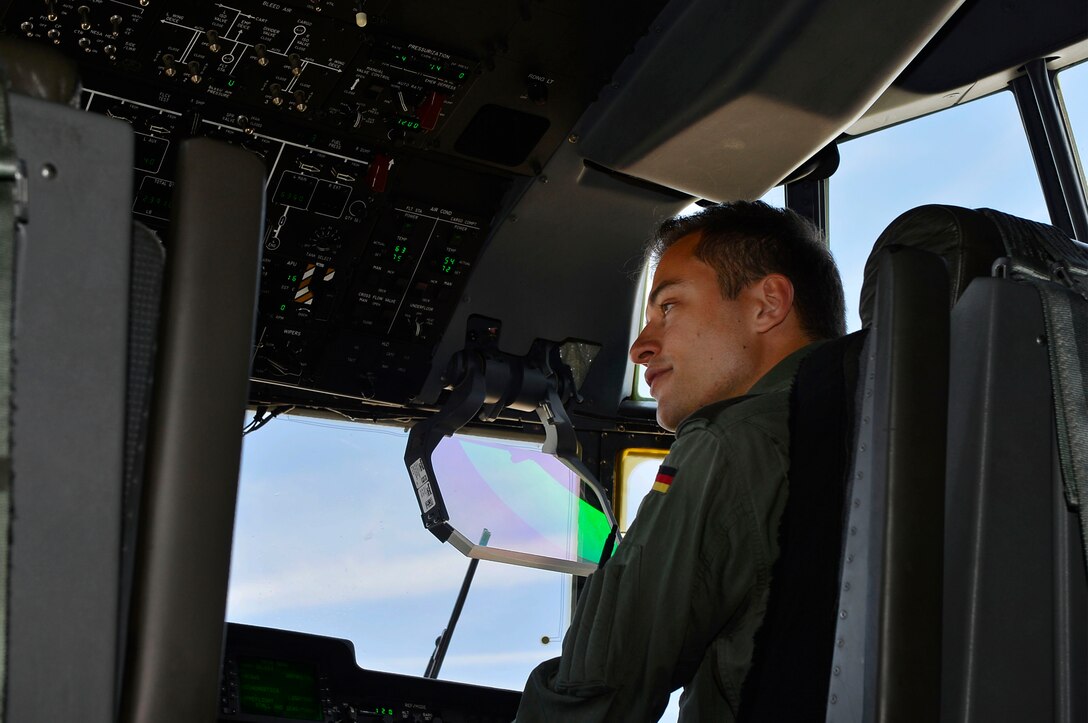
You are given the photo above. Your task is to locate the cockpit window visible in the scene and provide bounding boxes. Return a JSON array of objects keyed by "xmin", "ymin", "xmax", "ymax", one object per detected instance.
[
  {"xmin": 616, "ymin": 448, "xmax": 669, "ymax": 533},
  {"xmin": 227, "ymin": 414, "xmax": 571, "ymax": 690},
  {"xmin": 830, "ymin": 89, "xmax": 1050, "ymax": 330}
]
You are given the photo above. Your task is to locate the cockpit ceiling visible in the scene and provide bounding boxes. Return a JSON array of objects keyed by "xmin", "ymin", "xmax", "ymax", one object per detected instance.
[{"xmin": 848, "ymin": 0, "xmax": 1088, "ymax": 136}]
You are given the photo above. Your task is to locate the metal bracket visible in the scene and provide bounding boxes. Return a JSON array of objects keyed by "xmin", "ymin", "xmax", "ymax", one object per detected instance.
[{"xmin": 403, "ymin": 315, "xmax": 617, "ymax": 575}]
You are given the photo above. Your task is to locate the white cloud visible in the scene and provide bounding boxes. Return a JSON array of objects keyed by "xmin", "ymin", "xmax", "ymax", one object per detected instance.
[
  {"xmin": 227, "ymin": 547, "xmax": 557, "ymax": 617},
  {"xmin": 228, "ymin": 551, "xmax": 464, "ymax": 616}
]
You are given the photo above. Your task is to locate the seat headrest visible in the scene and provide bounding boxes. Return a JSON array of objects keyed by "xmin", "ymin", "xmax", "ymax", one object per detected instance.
[{"xmin": 859, "ymin": 205, "xmax": 1005, "ymax": 328}]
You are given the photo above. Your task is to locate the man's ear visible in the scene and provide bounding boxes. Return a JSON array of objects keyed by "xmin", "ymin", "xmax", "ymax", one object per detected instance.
[{"xmin": 752, "ymin": 274, "xmax": 794, "ymax": 333}]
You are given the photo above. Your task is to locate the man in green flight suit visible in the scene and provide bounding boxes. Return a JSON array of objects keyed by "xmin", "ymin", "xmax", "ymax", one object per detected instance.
[{"xmin": 515, "ymin": 201, "xmax": 846, "ymax": 722}]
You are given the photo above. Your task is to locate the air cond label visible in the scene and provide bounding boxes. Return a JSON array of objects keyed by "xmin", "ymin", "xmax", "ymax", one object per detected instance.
[{"xmin": 409, "ymin": 458, "xmax": 436, "ymax": 513}]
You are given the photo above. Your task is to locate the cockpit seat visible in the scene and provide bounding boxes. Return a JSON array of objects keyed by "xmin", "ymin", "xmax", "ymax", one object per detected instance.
[
  {"xmin": 1, "ymin": 43, "xmax": 268, "ymax": 722},
  {"xmin": 740, "ymin": 204, "xmax": 1088, "ymax": 722}
]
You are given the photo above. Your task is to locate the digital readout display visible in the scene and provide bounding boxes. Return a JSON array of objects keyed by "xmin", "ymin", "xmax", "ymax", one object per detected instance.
[{"xmin": 238, "ymin": 657, "xmax": 323, "ymax": 721}]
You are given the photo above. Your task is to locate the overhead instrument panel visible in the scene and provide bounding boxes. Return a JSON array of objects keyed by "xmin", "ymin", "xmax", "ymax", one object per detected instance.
[{"xmin": 0, "ymin": 0, "xmax": 670, "ymax": 410}]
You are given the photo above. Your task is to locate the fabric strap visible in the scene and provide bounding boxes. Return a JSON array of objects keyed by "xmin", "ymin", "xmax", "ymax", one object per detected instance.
[{"xmin": 0, "ymin": 69, "xmax": 20, "ymax": 722}]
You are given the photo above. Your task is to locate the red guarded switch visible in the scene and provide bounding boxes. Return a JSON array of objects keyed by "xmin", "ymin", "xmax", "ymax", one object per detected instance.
[
  {"xmin": 366, "ymin": 154, "xmax": 393, "ymax": 193},
  {"xmin": 416, "ymin": 91, "xmax": 447, "ymax": 131}
]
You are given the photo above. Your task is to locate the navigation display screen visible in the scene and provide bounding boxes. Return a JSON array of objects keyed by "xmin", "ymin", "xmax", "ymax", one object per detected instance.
[{"xmin": 237, "ymin": 657, "xmax": 323, "ymax": 720}]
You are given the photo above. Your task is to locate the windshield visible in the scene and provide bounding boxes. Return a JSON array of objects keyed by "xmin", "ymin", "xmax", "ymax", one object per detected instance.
[{"xmin": 227, "ymin": 414, "xmax": 573, "ymax": 690}]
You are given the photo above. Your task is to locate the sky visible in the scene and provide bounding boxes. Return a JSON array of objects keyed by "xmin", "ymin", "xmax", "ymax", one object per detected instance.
[{"xmin": 228, "ymin": 62, "xmax": 1088, "ymax": 721}]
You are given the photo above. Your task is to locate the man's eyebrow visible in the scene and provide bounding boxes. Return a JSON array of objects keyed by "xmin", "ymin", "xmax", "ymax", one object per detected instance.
[{"xmin": 647, "ymin": 279, "xmax": 686, "ymax": 307}]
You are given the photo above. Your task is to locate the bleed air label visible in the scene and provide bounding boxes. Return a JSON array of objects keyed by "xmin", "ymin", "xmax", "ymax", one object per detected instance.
[{"xmin": 409, "ymin": 458, "xmax": 436, "ymax": 512}]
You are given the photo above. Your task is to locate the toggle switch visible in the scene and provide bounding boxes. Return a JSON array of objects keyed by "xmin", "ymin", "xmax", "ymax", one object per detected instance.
[{"xmin": 416, "ymin": 91, "xmax": 446, "ymax": 131}]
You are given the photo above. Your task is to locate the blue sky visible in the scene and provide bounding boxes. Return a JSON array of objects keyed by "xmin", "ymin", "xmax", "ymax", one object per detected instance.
[{"xmin": 228, "ymin": 63, "xmax": 1088, "ymax": 719}]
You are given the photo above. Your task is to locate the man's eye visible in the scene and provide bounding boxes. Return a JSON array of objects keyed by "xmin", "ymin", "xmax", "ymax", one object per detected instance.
[{"xmin": 660, "ymin": 302, "xmax": 674, "ymax": 315}]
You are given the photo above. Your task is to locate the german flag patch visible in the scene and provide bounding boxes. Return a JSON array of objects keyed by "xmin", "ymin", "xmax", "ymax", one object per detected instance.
[{"xmin": 652, "ymin": 465, "xmax": 677, "ymax": 494}]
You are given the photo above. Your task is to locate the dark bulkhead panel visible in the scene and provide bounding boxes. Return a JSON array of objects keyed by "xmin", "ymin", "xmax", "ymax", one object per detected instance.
[{"xmin": 0, "ymin": 0, "xmax": 670, "ymax": 412}]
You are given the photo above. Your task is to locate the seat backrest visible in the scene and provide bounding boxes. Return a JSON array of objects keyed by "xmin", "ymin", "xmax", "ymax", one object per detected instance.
[
  {"xmin": 3, "ymin": 44, "xmax": 267, "ymax": 723},
  {"xmin": 7, "ymin": 63, "xmax": 145, "ymax": 723},
  {"xmin": 940, "ymin": 209, "xmax": 1088, "ymax": 723},
  {"xmin": 825, "ymin": 243, "xmax": 952, "ymax": 723}
]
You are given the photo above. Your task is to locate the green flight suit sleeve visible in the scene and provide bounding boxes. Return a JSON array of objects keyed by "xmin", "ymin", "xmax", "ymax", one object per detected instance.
[{"xmin": 514, "ymin": 418, "xmax": 787, "ymax": 723}]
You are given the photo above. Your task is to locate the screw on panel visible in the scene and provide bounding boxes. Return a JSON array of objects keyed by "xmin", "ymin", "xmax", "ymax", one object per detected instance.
[
  {"xmin": 40, "ymin": 163, "xmax": 57, "ymax": 179},
  {"xmin": 1036, "ymin": 334, "xmax": 1047, "ymax": 345},
  {"xmin": 567, "ymin": 133, "xmax": 579, "ymax": 143}
]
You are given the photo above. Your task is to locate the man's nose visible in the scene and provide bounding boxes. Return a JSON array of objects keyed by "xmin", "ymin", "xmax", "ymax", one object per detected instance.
[{"xmin": 629, "ymin": 325, "xmax": 657, "ymax": 365}]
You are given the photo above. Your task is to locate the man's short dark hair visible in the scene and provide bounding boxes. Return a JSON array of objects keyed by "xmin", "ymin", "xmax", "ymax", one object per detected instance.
[{"xmin": 647, "ymin": 201, "xmax": 847, "ymax": 340}]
